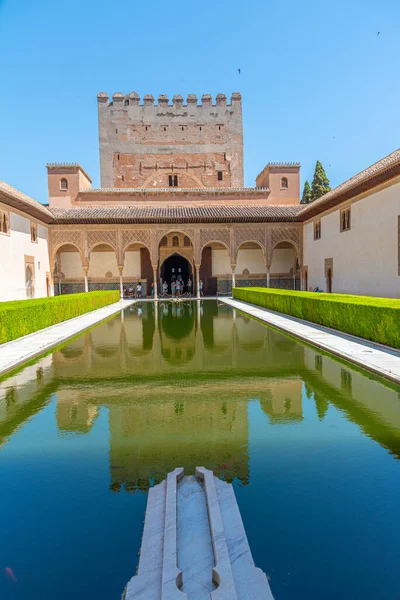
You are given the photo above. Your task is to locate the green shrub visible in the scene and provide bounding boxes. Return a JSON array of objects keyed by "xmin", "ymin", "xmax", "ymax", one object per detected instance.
[
  {"xmin": 233, "ymin": 287, "xmax": 400, "ymax": 349},
  {"xmin": 0, "ymin": 291, "xmax": 119, "ymax": 344}
]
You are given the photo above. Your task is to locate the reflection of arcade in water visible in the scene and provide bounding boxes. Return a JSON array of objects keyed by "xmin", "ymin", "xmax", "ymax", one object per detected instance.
[{"xmin": 2, "ymin": 301, "xmax": 400, "ymax": 494}]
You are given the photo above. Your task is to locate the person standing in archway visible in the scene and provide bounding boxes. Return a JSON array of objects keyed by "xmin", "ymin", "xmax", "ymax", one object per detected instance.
[{"xmin": 187, "ymin": 277, "xmax": 192, "ymax": 296}]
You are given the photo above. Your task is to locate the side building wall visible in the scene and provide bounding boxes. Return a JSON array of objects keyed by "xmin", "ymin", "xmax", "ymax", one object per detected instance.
[
  {"xmin": 303, "ymin": 179, "xmax": 400, "ymax": 298},
  {"xmin": 0, "ymin": 204, "xmax": 52, "ymax": 301}
]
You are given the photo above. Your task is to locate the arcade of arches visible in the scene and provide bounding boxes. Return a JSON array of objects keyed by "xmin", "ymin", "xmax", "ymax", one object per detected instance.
[{"xmin": 51, "ymin": 224, "xmax": 302, "ymax": 297}]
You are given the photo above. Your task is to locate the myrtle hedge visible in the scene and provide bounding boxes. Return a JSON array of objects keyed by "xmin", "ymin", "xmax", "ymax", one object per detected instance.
[
  {"xmin": 233, "ymin": 287, "xmax": 400, "ymax": 349},
  {"xmin": 0, "ymin": 291, "xmax": 119, "ymax": 344}
]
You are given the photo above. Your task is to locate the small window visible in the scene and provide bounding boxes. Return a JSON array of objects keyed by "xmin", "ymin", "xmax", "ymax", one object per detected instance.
[
  {"xmin": 124, "ymin": 100, "xmax": 129, "ymax": 106},
  {"xmin": 341, "ymin": 208, "xmax": 351, "ymax": 232},
  {"xmin": 121, "ymin": 175, "xmax": 124, "ymax": 182},
  {"xmin": 172, "ymin": 235, "xmax": 179, "ymax": 247},
  {"xmin": 183, "ymin": 236, "xmax": 191, "ymax": 247},
  {"xmin": 281, "ymin": 177, "xmax": 288, "ymax": 189},
  {"xmin": 117, "ymin": 153, "xmax": 120, "ymax": 160},
  {"xmin": 182, "ymin": 127, "xmax": 184, "ymax": 131},
  {"xmin": 60, "ymin": 178, "xmax": 68, "ymax": 191},
  {"xmin": 314, "ymin": 220, "xmax": 321, "ymax": 240},
  {"xmin": 116, "ymin": 128, "xmax": 118, "ymax": 133},
  {"xmin": 163, "ymin": 127, "xmax": 166, "ymax": 131},
  {"xmin": 168, "ymin": 175, "xmax": 178, "ymax": 187},
  {"xmin": 217, "ymin": 171, "xmax": 223, "ymax": 181},
  {"xmin": 160, "ymin": 236, "xmax": 167, "ymax": 247},
  {"xmin": 31, "ymin": 222, "xmax": 38, "ymax": 243},
  {"xmin": 145, "ymin": 126, "xmax": 148, "ymax": 131},
  {"xmin": 199, "ymin": 126, "xmax": 202, "ymax": 131}
]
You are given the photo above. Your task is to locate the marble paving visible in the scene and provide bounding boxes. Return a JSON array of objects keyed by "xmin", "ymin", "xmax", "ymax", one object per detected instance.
[
  {"xmin": 0, "ymin": 299, "xmax": 135, "ymax": 377},
  {"xmin": 123, "ymin": 467, "xmax": 274, "ymax": 600},
  {"xmin": 221, "ymin": 297, "xmax": 400, "ymax": 385}
]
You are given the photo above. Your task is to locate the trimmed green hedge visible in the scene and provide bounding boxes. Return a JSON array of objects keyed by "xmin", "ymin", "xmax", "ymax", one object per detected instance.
[
  {"xmin": 233, "ymin": 287, "xmax": 400, "ymax": 349},
  {"xmin": 0, "ymin": 291, "xmax": 119, "ymax": 344}
]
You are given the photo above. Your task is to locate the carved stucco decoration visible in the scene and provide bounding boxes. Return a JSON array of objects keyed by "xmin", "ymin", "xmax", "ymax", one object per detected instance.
[
  {"xmin": 87, "ymin": 230, "xmax": 117, "ymax": 254},
  {"xmin": 269, "ymin": 225, "xmax": 301, "ymax": 257},
  {"xmin": 50, "ymin": 230, "xmax": 84, "ymax": 267},
  {"xmin": 122, "ymin": 229, "xmax": 152, "ymax": 251}
]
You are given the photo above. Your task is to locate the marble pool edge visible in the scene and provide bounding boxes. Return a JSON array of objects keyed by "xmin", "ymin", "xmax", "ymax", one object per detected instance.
[
  {"xmin": 0, "ymin": 299, "xmax": 136, "ymax": 378},
  {"xmin": 220, "ymin": 297, "xmax": 400, "ymax": 386}
]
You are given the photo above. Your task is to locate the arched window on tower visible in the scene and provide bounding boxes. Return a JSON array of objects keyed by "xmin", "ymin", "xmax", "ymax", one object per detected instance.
[
  {"xmin": 172, "ymin": 236, "xmax": 179, "ymax": 247},
  {"xmin": 281, "ymin": 177, "xmax": 288, "ymax": 189},
  {"xmin": 60, "ymin": 178, "xmax": 68, "ymax": 191}
]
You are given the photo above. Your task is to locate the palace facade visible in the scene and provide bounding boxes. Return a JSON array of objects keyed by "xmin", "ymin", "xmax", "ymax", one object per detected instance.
[{"xmin": 0, "ymin": 90, "xmax": 399, "ymax": 301}]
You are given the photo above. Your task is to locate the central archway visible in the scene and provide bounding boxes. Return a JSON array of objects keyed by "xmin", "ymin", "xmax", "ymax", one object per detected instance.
[{"xmin": 160, "ymin": 253, "xmax": 193, "ymax": 294}]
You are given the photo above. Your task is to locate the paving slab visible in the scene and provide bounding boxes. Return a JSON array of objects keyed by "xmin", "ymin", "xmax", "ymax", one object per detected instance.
[
  {"xmin": 221, "ymin": 297, "xmax": 400, "ymax": 385},
  {"xmin": 0, "ymin": 299, "xmax": 135, "ymax": 377}
]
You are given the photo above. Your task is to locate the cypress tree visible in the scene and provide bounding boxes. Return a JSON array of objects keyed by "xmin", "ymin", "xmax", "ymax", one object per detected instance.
[
  {"xmin": 311, "ymin": 161, "xmax": 331, "ymax": 201},
  {"xmin": 301, "ymin": 180, "xmax": 312, "ymax": 204}
]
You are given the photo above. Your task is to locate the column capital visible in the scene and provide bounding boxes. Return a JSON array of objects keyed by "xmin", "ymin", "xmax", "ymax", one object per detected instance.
[
  {"xmin": 118, "ymin": 265, "xmax": 123, "ymax": 275},
  {"xmin": 83, "ymin": 266, "xmax": 89, "ymax": 276}
]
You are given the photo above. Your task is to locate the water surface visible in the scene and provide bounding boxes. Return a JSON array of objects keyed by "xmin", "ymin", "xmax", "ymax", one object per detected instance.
[{"xmin": 1, "ymin": 300, "xmax": 400, "ymax": 599}]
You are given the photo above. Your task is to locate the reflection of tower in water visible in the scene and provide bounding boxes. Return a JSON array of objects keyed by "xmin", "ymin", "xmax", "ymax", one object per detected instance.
[{"xmin": 107, "ymin": 392, "xmax": 250, "ymax": 492}]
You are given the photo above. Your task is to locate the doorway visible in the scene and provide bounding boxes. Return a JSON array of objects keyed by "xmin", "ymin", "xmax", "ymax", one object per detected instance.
[
  {"xmin": 326, "ymin": 268, "xmax": 332, "ymax": 293},
  {"xmin": 160, "ymin": 254, "xmax": 193, "ymax": 294}
]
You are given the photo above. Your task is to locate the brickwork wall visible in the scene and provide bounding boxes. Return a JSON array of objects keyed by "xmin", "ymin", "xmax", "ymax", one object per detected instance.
[
  {"xmin": 112, "ymin": 151, "xmax": 231, "ymax": 188},
  {"xmin": 97, "ymin": 92, "xmax": 243, "ymax": 189}
]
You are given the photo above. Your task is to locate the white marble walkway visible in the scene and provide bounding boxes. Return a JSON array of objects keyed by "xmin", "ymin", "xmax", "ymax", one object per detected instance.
[
  {"xmin": 221, "ymin": 297, "xmax": 400, "ymax": 385},
  {"xmin": 0, "ymin": 299, "xmax": 135, "ymax": 377}
]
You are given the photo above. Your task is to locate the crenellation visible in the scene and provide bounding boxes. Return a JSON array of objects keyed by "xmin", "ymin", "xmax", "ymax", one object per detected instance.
[
  {"xmin": 98, "ymin": 92, "xmax": 242, "ymax": 109},
  {"xmin": 112, "ymin": 92, "xmax": 124, "ymax": 104},
  {"xmin": 143, "ymin": 94, "xmax": 155, "ymax": 106},
  {"xmin": 172, "ymin": 94, "xmax": 183, "ymax": 108}
]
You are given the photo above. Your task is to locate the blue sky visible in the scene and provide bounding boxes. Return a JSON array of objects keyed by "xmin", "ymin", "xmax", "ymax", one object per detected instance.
[{"xmin": 0, "ymin": 0, "xmax": 399, "ymax": 203}]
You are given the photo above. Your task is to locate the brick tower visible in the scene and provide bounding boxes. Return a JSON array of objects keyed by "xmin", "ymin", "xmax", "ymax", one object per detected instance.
[{"xmin": 97, "ymin": 91, "xmax": 244, "ymax": 189}]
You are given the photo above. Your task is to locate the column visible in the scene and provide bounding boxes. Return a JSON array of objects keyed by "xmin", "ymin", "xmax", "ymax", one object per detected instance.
[
  {"xmin": 153, "ymin": 267, "xmax": 158, "ymax": 300},
  {"xmin": 83, "ymin": 267, "xmax": 89, "ymax": 293},
  {"xmin": 118, "ymin": 267, "xmax": 124, "ymax": 300},
  {"xmin": 231, "ymin": 265, "xmax": 236, "ymax": 293},
  {"xmin": 293, "ymin": 274, "xmax": 296, "ymax": 290},
  {"xmin": 267, "ymin": 270, "xmax": 270, "ymax": 288},
  {"xmin": 195, "ymin": 265, "xmax": 200, "ymax": 299}
]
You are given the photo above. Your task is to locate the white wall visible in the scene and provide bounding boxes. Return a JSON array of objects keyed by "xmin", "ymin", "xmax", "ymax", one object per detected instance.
[
  {"xmin": 60, "ymin": 252, "xmax": 84, "ymax": 278},
  {"xmin": 0, "ymin": 209, "xmax": 51, "ymax": 301},
  {"xmin": 235, "ymin": 248, "xmax": 265, "ymax": 274},
  {"xmin": 123, "ymin": 250, "xmax": 141, "ymax": 277},
  {"xmin": 88, "ymin": 251, "xmax": 118, "ymax": 278},
  {"xmin": 270, "ymin": 248, "xmax": 294, "ymax": 274},
  {"xmin": 212, "ymin": 248, "xmax": 230, "ymax": 275},
  {"xmin": 303, "ymin": 181, "xmax": 400, "ymax": 297}
]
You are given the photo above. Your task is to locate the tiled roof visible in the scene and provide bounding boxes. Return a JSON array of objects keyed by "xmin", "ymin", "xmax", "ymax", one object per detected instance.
[
  {"xmin": 298, "ymin": 148, "xmax": 400, "ymax": 220},
  {"xmin": 50, "ymin": 205, "xmax": 302, "ymax": 224},
  {"xmin": 0, "ymin": 181, "xmax": 54, "ymax": 223},
  {"xmin": 81, "ymin": 187, "xmax": 269, "ymax": 195}
]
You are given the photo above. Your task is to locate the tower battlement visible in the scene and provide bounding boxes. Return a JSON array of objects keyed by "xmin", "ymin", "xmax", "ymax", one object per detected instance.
[
  {"xmin": 97, "ymin": 91, "xmax": 241, "ymax": 109},
  {"xmin": 97, "ymin": 90, "xmax": 244, "ymax": 190}
]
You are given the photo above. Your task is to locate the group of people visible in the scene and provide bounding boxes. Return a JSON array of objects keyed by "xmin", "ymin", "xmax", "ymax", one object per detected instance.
[
  {"xmin": 161, "ymin": 275, "xmax": 192, "ymax": 297},
  {"xmin": 125, "ymin": 283, "xmax": 143, "ymax": 298},
  {"xmin": 123, "ymin": 268, "xmax": 205, "ymax": 299}
]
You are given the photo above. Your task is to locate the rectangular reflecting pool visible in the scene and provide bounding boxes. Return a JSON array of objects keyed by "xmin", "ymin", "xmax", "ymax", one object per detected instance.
[{"xmin": 1, "ymin": 300, "xmax": 400, "ymax": 599}]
